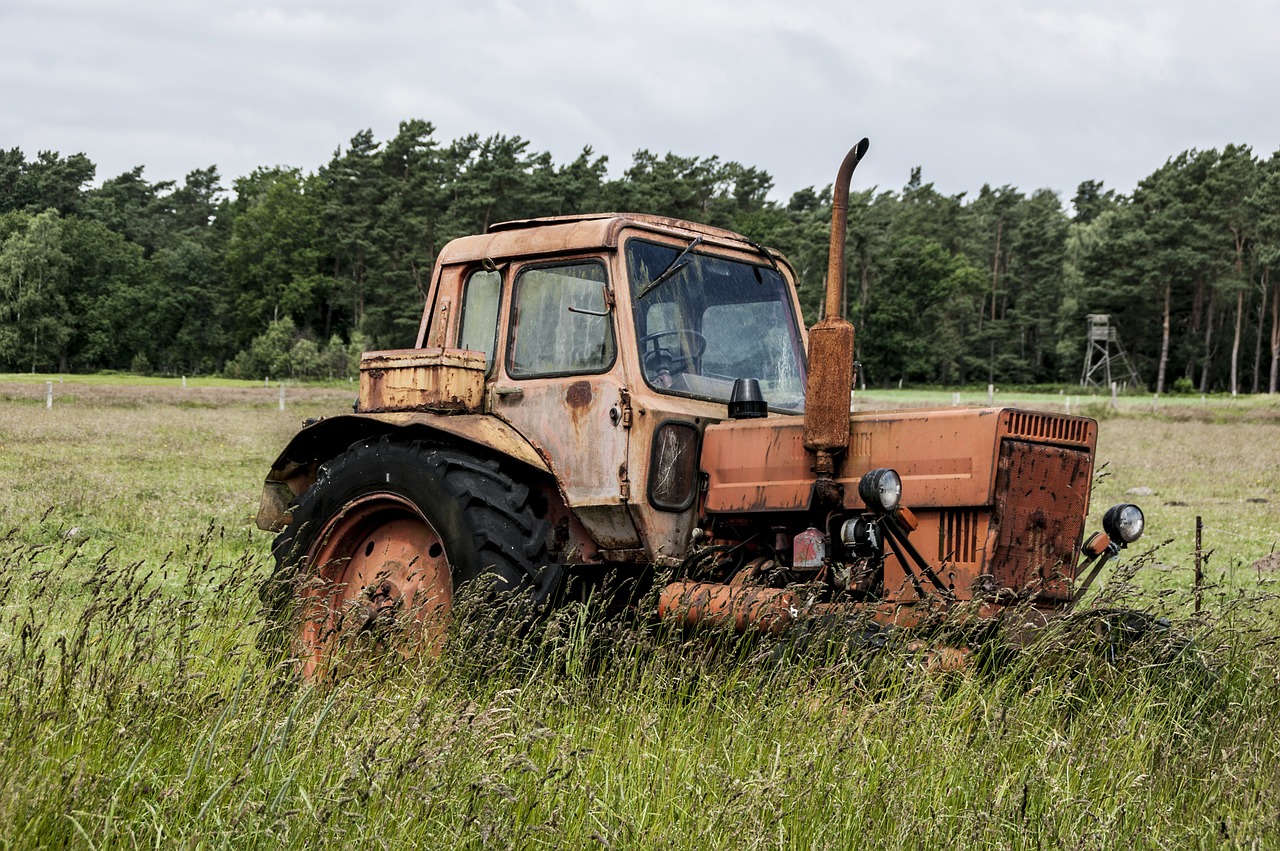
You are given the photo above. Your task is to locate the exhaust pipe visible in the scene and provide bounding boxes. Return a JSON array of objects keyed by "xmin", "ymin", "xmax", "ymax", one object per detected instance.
[{"xmin": 802, "ymin": 138, "xmax": 870, "ymax": 506}]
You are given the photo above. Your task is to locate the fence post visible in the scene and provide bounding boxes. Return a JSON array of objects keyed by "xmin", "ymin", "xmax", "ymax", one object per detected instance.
[
  {"xmin": 46, "ymin": 381, "xmax": 53, "ymax": 409},
  {"xmin": 1194, "ymin": 515, "xmax": 1203, "ymax": 614},
  {"xmin": 279, "ymin": 383, "xmax": 285, "ymax": 412}
]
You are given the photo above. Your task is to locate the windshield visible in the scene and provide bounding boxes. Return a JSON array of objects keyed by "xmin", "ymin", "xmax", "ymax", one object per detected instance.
[{"xmin": 626, "ymin": 238, "xmax": 806, "ymax": 410}]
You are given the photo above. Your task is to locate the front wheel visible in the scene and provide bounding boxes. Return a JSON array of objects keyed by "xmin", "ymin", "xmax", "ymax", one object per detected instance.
[{"xmin": 262, "ymin": 439, "xmax": 559, "ymax": 677}]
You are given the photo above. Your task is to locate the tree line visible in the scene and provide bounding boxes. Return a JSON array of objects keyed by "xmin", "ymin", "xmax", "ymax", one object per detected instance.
[{"xmin": 2, "ymin": 121, "xmax": 1278, "ymax": 393}]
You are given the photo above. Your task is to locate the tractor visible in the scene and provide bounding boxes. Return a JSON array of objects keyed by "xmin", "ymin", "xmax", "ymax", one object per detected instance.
[{"xmin": 255, "ymin": 139, "xmax": 1145, "ymax": 674}]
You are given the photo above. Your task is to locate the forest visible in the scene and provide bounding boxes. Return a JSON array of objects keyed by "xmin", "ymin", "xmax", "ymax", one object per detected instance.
[{"xmin": 1, "ymin": 119, "xmax": 1278, "ymax": 393}]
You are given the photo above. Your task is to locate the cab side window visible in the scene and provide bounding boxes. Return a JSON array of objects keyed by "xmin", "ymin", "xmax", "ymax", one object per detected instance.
[
  {"xmin": 508, "ymin": 261, "xmax": 614, "ymax": 378},
  {"xmin": 458, "ymin": 269, "xmax": 501, "ymax": 373}
]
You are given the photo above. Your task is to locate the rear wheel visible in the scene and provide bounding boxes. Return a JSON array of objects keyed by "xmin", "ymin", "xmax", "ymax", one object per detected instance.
[{"xmin": 262, "ymin": 439, "xmax": 559, "ymax": 677}]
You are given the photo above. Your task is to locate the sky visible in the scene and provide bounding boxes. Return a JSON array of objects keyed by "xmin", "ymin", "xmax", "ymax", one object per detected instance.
[{"xmin": 2, "ymin": 0, "xmax": 1277, "ymax": 206}]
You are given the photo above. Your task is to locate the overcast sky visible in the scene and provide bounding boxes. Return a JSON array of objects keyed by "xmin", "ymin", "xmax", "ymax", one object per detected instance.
[{"xmin": 3, "ymin": 0, "xmax": 1277, "ymax": 206}]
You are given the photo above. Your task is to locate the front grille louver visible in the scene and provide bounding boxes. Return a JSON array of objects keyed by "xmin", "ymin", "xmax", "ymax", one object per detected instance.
[
  {"xmin": 939, "ymin": 509, "xmax": 979, "ymax": 565},
  {"xmin": 1005, "ymin": 411, "xmax": 1090, "ymax": 444}
]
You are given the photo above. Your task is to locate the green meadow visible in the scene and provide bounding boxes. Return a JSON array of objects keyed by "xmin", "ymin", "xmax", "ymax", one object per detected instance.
[{"xmin": 2, "ymin": 378, "xmax": 1279, "ymax": 848}]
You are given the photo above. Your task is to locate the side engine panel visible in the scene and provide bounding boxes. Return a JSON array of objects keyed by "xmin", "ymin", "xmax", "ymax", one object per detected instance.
[{"xmin": 698, "ymin": 407, "xmax": 1097, "ymax": 603}]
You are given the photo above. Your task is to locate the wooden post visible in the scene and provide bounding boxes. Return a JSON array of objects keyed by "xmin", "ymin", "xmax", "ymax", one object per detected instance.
[
  {"xmin": 278, "ymin": 383, "xmax": 285, "ymax": 412},
  {"xmin": 45, "ymin": 381, "xmax": 53, "ymax": 409},
  {"xmin": 1194, "ymin": 515, "xmax": 1203, "ymax": 614}
]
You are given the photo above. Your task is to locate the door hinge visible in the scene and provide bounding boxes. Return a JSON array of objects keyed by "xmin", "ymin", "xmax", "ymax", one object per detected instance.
[{"xmin": 618, "ymin": 463, "xmax": 631, "ymax": 501}]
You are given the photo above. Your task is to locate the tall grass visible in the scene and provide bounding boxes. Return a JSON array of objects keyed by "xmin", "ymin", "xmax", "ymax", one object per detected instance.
[
  {"xmin": 3, "ymin": 381, "xmax": 1280, "ymax": 847},
  {"xmin": 2, "ymin": 520, "xmax": 1279, "ymax": 848}
]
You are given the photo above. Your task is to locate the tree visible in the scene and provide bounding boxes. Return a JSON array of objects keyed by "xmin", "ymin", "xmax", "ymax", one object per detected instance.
[
  {"xmin": 860, "ymin": 235, "xmax": 984, "ymax": 385},
  {"xmin": 1206, "ymin": 144, "xmax": 1259, "ymax": 395},
  {"xmin": 317, "ymin": 129, "xmax": 383, "ymax": 339},
  {"xmin": 82, "ymin": 166, "xmax": 175, "ymax": 256},
  {"xmin": 225, "ymin": 167, "xmax": 326, "ymax": 348},
  {"xmin": 60, "ymin": 216, "xmax": 150, "ymax": 371},
  {"xmin": 0, "ymin": 149, "xmax": 96, "ymax": 215},
  {"xmin": 1071, "ymin": 180, "xmax": 1119, "ymax": 224},
  {"xmin": 1086, "ymin": 150, "xmax": 1216, "ymax": 393},
  {"xmin": 1005, "ymin": 189, "xmax": 1070, "ymax": 382},
  {"xmin": 1249, "ymin": 149, "xmax": 1280, "ymax": 392},
  {"xmin": 0, "ymin": 210, "xmax": 72, "ymax": 371}
]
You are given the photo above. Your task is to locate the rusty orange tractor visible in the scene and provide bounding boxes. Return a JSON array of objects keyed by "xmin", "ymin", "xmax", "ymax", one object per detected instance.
[{"xmin": 256, "ymin": 139, "xmax": 1145, "ymax": 674}]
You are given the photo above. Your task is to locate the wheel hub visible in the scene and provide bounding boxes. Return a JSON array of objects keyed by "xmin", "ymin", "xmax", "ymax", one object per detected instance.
[{"xmin": 296, "ymin": 493, "xmax": 452, "ymax": 676}]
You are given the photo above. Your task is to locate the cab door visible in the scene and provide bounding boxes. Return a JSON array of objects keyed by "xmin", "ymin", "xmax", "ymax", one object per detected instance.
[{"xmin": 485, "ymin": 258, "xmax": 641, "ymax": 553}]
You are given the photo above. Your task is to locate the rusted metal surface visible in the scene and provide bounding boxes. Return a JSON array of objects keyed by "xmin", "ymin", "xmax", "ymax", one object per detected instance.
[
  {"xmin": 703, "ymin": 406, "xmax": 1095, "ymax": 513},
  {"xmin": 359, "ymin": 348, "xmax": 486, "ymax": 413},
  {"xmin": 658, "ymin": 579, "xmax": 1026, "ymax": 640},
  {"xmin": 700, "ymin": 416, "xmax": 812, "ymax": 511},
  {"xmin": 658, "ymin": 580, "xmax": 800, "ymax": 635},
  {"xmin": 802, "ymin": 140, "xmax": 870, "ymax": 484},
  {"xmin": 703, "ymin": 407, "xmax": 1001, "ymax": 513},
  {"xmin": 294, "ymin": 492, "xmax": 452, "ymax": 678},
  {"xmin": 702, "ymin": 405, "xmax": 1095, "ymax": 603},
  {"xmin": 802, "ymin": 321, "xmax": 855, "ymax": 454},
  {"xmin": 493, "ymin": 369, "xmax": 641, "ymax": 549},
  {"xmin": 255, "ymin": 411, "xmax": 551, "ymax": 532},
  {"xmin": 429, "ymin": 214, "xmax": 779, "ymax": 274},
  {"xmin": 989, "ymin": 441, "xmax": 1093, "ymax": 601}
]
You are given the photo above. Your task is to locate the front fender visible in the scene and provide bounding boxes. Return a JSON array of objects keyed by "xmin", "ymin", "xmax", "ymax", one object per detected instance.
[{"xmin": 255, "ymin": 412, "xmax": 551, "ymax": 532}]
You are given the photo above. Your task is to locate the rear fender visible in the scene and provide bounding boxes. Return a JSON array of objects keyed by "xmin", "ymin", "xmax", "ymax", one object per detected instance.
[{"xmin": 255, "ymin": 412, "xmax": 551, "ymax": 533}]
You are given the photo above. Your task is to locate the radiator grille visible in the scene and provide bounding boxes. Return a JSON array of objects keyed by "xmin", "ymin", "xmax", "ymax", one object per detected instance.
[
  {"xmin": 990, "ymin": 441, "xmax": 1092, "ymax": 600},
  {"xmin": 939, "ymin": 509, "xmax": 979, "ymax": 564},
  {"xmin": 1005, "ymin": 411, "xmax": 1090, "ymax": 444}
]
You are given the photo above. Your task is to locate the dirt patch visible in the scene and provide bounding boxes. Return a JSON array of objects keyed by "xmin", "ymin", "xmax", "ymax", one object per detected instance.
[{"xmin": 1253, "ymin": 551, "xmax": 1280, "ymax": 573}]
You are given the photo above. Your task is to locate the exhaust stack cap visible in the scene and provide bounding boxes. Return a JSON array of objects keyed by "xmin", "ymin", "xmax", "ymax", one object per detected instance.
[{"xmin": 728, "ymin": 378, "xmax": 768, "ymax": 419}]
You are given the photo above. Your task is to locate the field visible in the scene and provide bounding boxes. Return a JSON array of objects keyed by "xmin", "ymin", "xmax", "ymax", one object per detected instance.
[{"xmin": 2, "ymin": 377, "xmax": 1280, "ymax": 848}]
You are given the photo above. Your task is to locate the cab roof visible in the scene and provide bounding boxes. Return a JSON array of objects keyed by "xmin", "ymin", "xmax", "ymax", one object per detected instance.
[{"xmin": 435, "ymin": 212, "xmax": 780, "ymax": 266}]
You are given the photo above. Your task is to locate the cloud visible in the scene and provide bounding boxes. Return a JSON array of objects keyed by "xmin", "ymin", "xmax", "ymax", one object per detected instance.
[{"xmin": 2, "ymin": 0, "xmax": 1276, "ymax": 203}]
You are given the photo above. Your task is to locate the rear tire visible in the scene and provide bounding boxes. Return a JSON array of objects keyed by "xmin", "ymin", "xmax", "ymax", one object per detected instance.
[{"xmin": 261, "ymin": 438, "xmax": 560, "ymax": 676}]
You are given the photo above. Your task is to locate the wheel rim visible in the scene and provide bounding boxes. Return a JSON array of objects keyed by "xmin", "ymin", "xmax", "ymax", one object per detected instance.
[{"xmin": 295, "ymin": 492, "xmax": 452, "ymax": 677}]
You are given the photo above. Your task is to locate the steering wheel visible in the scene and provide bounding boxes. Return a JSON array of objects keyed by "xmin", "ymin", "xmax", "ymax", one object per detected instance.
[{"xmin": 639, "ymin": 329, "xmax": 708, "ymax": 377}]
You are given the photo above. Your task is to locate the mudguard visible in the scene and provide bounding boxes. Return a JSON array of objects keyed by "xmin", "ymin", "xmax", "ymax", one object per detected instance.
[{"xmin": 255, "ymin": 412, "xmax": 551, "ymax": 532}]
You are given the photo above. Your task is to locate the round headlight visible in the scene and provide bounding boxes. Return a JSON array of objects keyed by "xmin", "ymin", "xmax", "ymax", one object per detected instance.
[
  {"xmin": 1102, "ymin": 503, "xmax": 1145, "ymax": 544},
  {"xmin": 858, "ymin": 468, "xmax": 902, "ymax": 513}
]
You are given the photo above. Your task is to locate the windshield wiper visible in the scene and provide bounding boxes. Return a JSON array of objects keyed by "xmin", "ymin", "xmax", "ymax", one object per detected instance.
[
  {"xmin": 639, "ymin": 236, "xmax": 703, "ymax": 298},
  {"xmin": 745, "ymin": 238, "xmax": 783, "ymax": 283}
]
